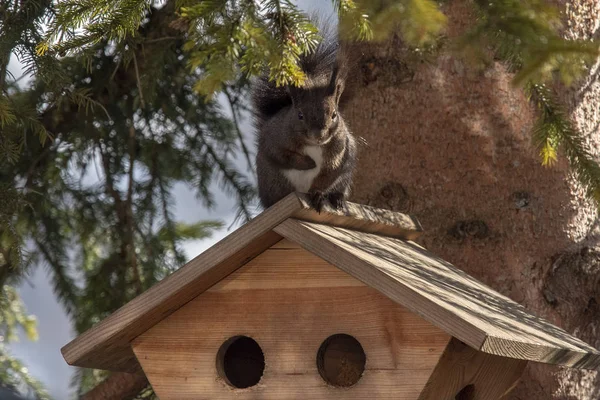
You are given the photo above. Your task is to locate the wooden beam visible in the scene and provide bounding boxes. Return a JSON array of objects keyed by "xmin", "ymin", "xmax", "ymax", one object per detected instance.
[
  {"xmin": 418, "ymin": 338, "xmax": 527, "ymax": 400},
  {"xmin": 291, "ymin": 193, "xmax": 423, "ymax": 240},
  {"xmin": 273, "ymin": 219, "xmax": 600, "ymax": 370}
]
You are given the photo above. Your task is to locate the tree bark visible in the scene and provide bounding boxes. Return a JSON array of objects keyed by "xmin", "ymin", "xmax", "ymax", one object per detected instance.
[
  {"xmin": 81, "ymin": 373, "xmax": 148, "ymax": 400},
  {"xmin": 344, "ymin": 1, "xmax": 600, "ymax": 399}
]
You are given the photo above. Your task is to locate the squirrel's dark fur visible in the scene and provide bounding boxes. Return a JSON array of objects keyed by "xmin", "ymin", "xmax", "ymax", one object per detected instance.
[{"xmin": 253, "ymin": 20, "xmax": 357, "ymax": 212}]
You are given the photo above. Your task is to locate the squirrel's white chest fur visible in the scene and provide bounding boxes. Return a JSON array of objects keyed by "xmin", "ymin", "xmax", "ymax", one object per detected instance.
[{"xmin": 282, "ymin": 145, "xmax": 323, "ymax": 193}]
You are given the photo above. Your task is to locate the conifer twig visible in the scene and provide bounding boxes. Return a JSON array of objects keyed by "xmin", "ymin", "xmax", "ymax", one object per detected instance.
[
  {"xmin": 132, "ymin": 52, "xmax": 145, "ymax": 109},
  {"xmin": 127, "ymin": 124, "xmax": 142, "ymax": 294},
  {"xmin": 224, "ymin": 87, "xmax": 255, "ymax": 179}
]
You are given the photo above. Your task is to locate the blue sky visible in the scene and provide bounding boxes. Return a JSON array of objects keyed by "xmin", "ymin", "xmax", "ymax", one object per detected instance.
[{"xmin": 8, "ymin": 1, "xmax": 332, "ymax": 398}]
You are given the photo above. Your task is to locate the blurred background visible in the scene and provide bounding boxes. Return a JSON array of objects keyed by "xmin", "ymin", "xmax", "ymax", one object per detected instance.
[{"xmin": 2, "ymin": 0, "xmax": 600, "ymax": 399}]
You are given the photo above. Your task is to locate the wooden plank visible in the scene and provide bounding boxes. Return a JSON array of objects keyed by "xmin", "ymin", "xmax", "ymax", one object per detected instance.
[
  {"xmin": 61, "ymin": 193, "xmax": 424, "ymax": 372},
  {"xmin": 418, "ymin": 338, "xmax": 527, "ymax": 400},
  {"xmin": 61, "ymin": 192, "xmax": 305, "ymax": 372},
  {"xmin": 273, "ymin": 219, "xmax": 600, "ymax": 370},
  {"xmin": 207, "ymin": 246, "xmax": 363, "ymax": 291},
  {"xmin": 269, "ymin": 238, "xmax": 303, "ymax": 249},
  {"xmin": 292, "ymin": 193, "xmax": 423, "ymax": 240},
  {"xmin": 133, "ymin": 245, "xmax": 451, "ymax": 399}
]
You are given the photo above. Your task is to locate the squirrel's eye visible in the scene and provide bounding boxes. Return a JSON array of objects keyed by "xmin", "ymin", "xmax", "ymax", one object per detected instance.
[
  {"xmin": 332, "ymin": 111, "xmax": 338, "ymax": 120},
  {"xmin": 298, "ymin": 111, "xmax": 304, "ymax": 120}
]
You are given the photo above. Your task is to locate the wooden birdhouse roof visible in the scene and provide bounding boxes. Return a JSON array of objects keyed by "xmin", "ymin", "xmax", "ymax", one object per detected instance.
[{"xmin": 61, "ymin": 193, "xmax": 600, "ymax": 374}]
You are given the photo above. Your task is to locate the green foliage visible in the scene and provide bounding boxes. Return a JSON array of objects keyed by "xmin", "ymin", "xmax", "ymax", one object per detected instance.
[
  {"xmin": 3, "ymin": 1, "xmax": 255, "ymax": 395},
  {"xmin": 0, "ymin": 97, "xmax": 17, "ymax": 127},
  {"xmin": 529, "ymin": 83, "xmax": 600, "ymax": 202},
  {"xmin": 180, "ymin": 0, "xmax": 322, "ymax": 96},
  {"xmin": 0, "ymin": 185, "xmax": 27, "ymax": 276},
  {"xmin": 13, "ymin": 38, "xmax": 252, "ymax": 338},
  {"xmin": 0, "ymin": 286, "xmax": 49, "ymax": 400},
  {"xmin": 0, "ymin": 286, "xmax": 37, "ymax": 343},
  {"xmin": 39, "ymin": 0, "xmax": 449, "ymax": 97},
  {"xmin": 0, "ymin": 0, "xmax": 56, "ymax": 164},
  {"xmin": 133, "ymin": 386, "xmax": 158, "ymax": 399},
  {"xmin": 39, "ymin": 0, "xmax": 152, "ymax": 56},
  {"xmin": 0, "ymin": 2, "xmax": 55, "ymax": 393},
  {"xmin": 0, "ymin": 347, "xmax": 51, "ymax": 400},
  {"xmin": 360, "ymin": 0, "xmax": 446, "ymax": 46},
  {"xmin": 460, "ymin": 0, "xmax": 599, "ymax": 86},
  {"xmin": 158, "ymin": 221, "xmax": 224, "ymax": 243},
  {"xmin": 335, "ymin": 0, "xmax": 373, "ymax": 41}
]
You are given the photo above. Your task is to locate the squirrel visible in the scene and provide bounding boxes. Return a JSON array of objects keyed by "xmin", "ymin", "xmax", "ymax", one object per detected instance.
[{"xmin": 253, "ymin": 22, "xmax": 357, "ymax": 212}]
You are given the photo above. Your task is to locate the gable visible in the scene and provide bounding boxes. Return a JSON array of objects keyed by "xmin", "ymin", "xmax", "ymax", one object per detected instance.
[
  {"xmin": 132, "ymin": 239, "xmax": 450, "ymax": 399},
  {"xmin": 61, "ymin": 193, "xmax": 423, "ymax": 373}
]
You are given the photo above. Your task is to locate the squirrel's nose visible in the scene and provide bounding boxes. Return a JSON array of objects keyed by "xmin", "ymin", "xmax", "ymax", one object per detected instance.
[{"xmin": 309, "ymin": 128, "xmax": 328, "ymax": 140}]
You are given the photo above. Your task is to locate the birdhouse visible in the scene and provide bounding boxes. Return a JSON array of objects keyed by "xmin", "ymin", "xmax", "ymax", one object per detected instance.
[{"xmin": 62, "ymin": 193, "xmax": 600, "ymax": 400}]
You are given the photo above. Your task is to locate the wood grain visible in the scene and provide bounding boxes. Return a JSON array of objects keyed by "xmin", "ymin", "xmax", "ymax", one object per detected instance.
[
  {"xmin": 418, "ymin": 338, "xmax": 527, "ymax": 400},
  {"xmin": 132, "ymin": 245, "xmax": 451, "ymax": 399},
  {"xmin": 273, "ymin": 219, "xmax": 600, "ymax": 370},
  {"xmin": 61, "ymin": 193, "xmax": 424, "ymax": 372},
  {"xmin": 292, "ymin": 193, "xmax": 423, "ymax": 240}
]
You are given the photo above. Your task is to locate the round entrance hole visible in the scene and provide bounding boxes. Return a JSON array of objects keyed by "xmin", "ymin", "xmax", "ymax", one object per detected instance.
[
  {"xmin": 316, "ymin": 333, "xmax": 366, "ymax": 387},
  {"xmin": 455, "ymin": 384, "xmax": 475, "ymax": 400},
  {"xmin": 216, "ymin": 336, "xmax": 265, "ymax": 389}
]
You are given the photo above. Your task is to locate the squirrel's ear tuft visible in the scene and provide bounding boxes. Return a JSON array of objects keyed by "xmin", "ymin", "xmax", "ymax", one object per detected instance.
[
  {"xmin": 328, "ymin": 66, "xmax": 345, "ymax": 104},
  {"xmin": 327, "ymin": 66, "xmax": 339, "ymax": 95},
  {"xmin": 335, "ymin": 80, "xmax": 346, "ymax": 105},
  {"xmin": 286, "ymin": 85, "xmax": 299, "ymax": 107}
]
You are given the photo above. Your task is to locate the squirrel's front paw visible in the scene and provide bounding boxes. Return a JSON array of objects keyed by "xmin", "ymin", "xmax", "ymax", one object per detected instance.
[
  {"xmin": 309, "ymin": 191, "xmax": 326, "ymax": 213},
  {"xmin": 327, "ymin": 192, "xmax": 345, "ymax": 210},
  {"xmin": 298, "ymin": 155, "xmax": 317, "ymax": 170}
]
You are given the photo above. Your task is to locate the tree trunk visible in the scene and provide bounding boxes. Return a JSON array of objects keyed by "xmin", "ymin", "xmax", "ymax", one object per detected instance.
[
  {"xmin": 344, "ymin": 1, "xmax": 600, "ymax": 399},
  {"xmin": 81, "ymin": 373, "xmax": 148, "ymax": 400}
]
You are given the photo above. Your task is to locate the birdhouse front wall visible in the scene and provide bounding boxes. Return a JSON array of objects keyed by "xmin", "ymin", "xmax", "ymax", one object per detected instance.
[{"xmin": 132, "ymin": 239, "xmax": 451, "ymax": 399}]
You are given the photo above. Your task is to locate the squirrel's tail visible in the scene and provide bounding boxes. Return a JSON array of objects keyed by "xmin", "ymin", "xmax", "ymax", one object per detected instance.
[{"xmin": 252, "ymin": 14, "xmax": 354, "ymax": 125}]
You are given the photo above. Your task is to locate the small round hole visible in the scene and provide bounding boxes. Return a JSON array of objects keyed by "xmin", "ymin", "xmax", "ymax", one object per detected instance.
[
  {"xmin": 455, "ymin": 384, "xmax": 475, "ymax": 400},
  {"xmin": 316, "ymin": 333, "xmax": 366, "ymax": 387},
  {"xmin": 216, "ymin": 336, "xmax": 265, "ymax": 389}
]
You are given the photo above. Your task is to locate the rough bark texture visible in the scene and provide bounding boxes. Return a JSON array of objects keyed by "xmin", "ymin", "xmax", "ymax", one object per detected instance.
[
  {"xmin": 80, "ymin": 373, "xmax": 148, "ymax": 400},
  {"xmin": 344, "ymin": 0, "xmax": 600, "ymax": 399}
]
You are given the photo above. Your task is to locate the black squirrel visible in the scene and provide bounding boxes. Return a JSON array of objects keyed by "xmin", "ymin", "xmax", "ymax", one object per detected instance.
[{"xmin": 253, "ymin": 22, "xmax": 357, "ymax": 212}]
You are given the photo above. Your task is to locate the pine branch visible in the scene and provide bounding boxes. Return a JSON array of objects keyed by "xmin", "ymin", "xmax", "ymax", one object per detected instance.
[
  {"xmin": 156, "ymin": 172, "xmax": 183, "ymax": 264},
  {"xmin": 334, "ymin": 0, "xmax": 373, "ymax": 41},
  {"xmin": 0, "ymin": 343, "xmax": 51, "ymax": 400},
  {"xmin": 132, "ymin": 52, "xmax": 145, "ymax": 109},
  {"xmin": 0, "ymin": 58, "xmax": 8, "ymax": 91},
  {"xmin": 223, "ymin": 87, "xmax": 255, "ymax": 179},
  {"xmin": 0, "ymin": 184, "xmax": 27, "ymax": 281},
  {"xmin": 126, "ymin": 124, "xmax": 142, "ymax": 294},
  {"xmin": 34, "ymin": 239, "xmax": 79, "ymax": 317},
  {"xmin": 97, "ymin": 140, "xmax": 123, "ymax": 208},
  {"xmin": 192, "ymin": 124, "xmax": 255, "ymax": 222},
  {"xmin": 463, "ymin": 0, "xmax": 599, "ymax": 86},
  {"xmin": 528, "ymin": 83, "xmax": 600, "ymax": 203}
]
